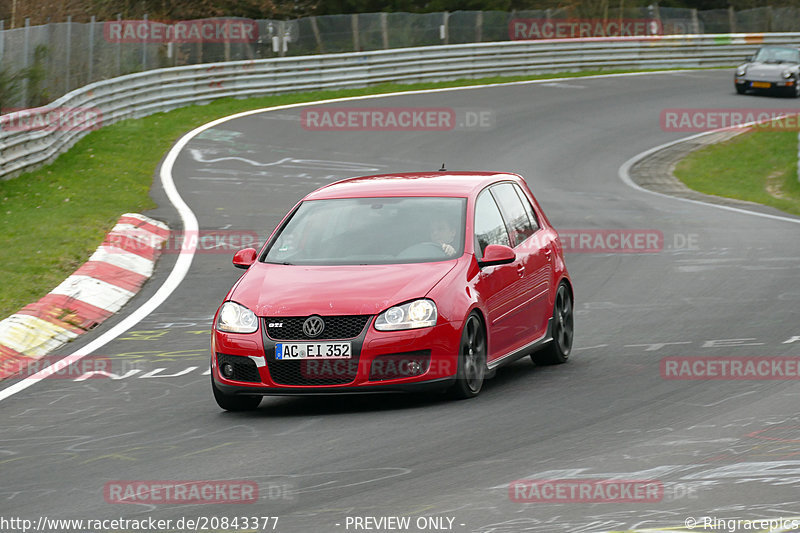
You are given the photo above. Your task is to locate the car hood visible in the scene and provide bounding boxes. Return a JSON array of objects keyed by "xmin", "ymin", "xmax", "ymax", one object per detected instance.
[
  {"xmin": 229, "ymin": 260, "xmax": 459, "ymax": 317},
  {"xmin": 747, "ymin": 62, "xmax": 796, "ymax": 77}
]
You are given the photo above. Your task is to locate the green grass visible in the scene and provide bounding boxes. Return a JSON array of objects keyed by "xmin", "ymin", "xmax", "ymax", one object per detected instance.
[
  {"xmin": 0, "ymin": 68, "xmax": 704, "ymax": 319},
  {"xmin": 674, "ymin": 128, "xmax": 800, "ymax": 216}
]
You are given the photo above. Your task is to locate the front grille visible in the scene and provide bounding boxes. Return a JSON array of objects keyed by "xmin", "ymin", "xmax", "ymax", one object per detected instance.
[
  {"xmin": 216, "ymin": 353, "xmax": 261, "ymax": 383},
  {"xmin": 264, "ymin": 315, "xmax": 371, "ymax": 340},
  {"xmin": 267, "ymin": 359, "xmax": 359, "ymax": 386},
  {"xmin": 370, "ymin": 351, "xmax": 431, "ymax": 381}
]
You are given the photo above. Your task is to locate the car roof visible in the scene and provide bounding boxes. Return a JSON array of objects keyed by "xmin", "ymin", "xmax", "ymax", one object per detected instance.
[{"xmin": 304, "ymin": 171, "xmax": 525, "ymax": 200}]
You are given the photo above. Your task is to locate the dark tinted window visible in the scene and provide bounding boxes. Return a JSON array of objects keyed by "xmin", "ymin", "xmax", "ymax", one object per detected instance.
[
  {"xmin": 513, "ymin": 184, "xmax": 540, "ymax": 233},
  {"xmin": 491, "ymin": 183, "xmax": 536, "ymax": 247},
  {"xmin": 264, "ymin": 197, "xmax": 466, "ymax": 265},
  {"xmin": 753, "ymin": 46, "xmax": 800, "ymax": 64},
  {"xmin": 474, "ymin": 190, "xmax": 511, "ymax": 256}
]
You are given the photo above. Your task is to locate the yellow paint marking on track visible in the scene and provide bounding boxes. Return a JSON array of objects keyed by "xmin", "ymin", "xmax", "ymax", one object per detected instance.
[
  {"xmin": 119, "ymin": 330, "xmax": 170, "ymax": 341},
  {"xmin": 180, "ymin": 442, "xmax": 237, "ymax": 458}
]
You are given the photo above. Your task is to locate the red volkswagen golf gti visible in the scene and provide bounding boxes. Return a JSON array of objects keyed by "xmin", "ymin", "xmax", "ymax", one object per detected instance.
[{"xmin": 211, "ymin": 171, "xmax": 573, "ymax": 411}]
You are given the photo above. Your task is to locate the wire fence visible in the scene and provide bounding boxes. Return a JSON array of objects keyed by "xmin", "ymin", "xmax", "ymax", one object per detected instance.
[{"xmin": 2, "ymin": 6, "xmax": 800, "ymax": 108}]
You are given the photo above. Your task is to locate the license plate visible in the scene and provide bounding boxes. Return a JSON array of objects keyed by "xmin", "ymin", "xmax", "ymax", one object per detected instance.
[
  {"xmin": 275, "ymin": 342, "xmax": 351, "ymax": 359},
  {"xmin": 752, "ymin": 81, "xmax": 771, "ymax": 88}
]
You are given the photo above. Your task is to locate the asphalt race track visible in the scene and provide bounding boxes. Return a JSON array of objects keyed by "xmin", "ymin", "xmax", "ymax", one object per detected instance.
[{"xmin": 2, "ymin": 70, "xmax": 800, "ymax": 533}]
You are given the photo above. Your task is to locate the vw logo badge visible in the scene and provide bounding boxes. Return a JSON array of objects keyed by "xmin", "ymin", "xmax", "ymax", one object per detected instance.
[{"xmin": 303, "ymin": 316, "xmax": 325, "ymax": 338}]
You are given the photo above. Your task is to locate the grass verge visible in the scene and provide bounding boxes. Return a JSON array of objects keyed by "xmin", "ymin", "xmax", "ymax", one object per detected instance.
[
  {"xmin": 0, "ymin": 68, "xmax": 698, "ymax": 319},
  {"xmin": 674, "ymin": 128, "xmax": 800, "ymax": 216}
]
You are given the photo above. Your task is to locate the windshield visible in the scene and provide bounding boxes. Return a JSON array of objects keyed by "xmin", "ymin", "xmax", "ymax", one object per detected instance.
[
  {"xmin": 264, "ymin": 197, "xmax": 467, "ymax": 265},
  {"xmin": 753, "ymin": 46, "xmax": 800, "ymax": 64}
]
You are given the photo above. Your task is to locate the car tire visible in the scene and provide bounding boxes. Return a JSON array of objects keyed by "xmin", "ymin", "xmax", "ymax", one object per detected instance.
[
  {"xmin": 735, "ymin": 85, "xmax": 747, "ymax": 95},
  {"xmin": 532, "ymin": 282, "xmax": 574, "ymax": 366},
  {"xmin": 449, "ymin": 313, "xmax": 487, "ymax": 399},
  {"xmin": 212, "ymin": 375, "xmax": 262, "ymax": 411}
]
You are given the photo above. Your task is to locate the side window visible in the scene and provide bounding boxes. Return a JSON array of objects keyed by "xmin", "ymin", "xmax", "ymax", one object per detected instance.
[
  {"xmin": 513, "ymin": 184, "xmax": 540, "ymax": 233},
  {"xmin": 491, "ymin": 183, "xmax": 535, "ymax": 247},
  {"xmin": 474, "ymin": 190, "xmax": 510, "ymax": 256}
]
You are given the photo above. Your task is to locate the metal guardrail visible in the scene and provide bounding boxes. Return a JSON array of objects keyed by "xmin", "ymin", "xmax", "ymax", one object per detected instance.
[{"xmin": 1, "ymin": 33, "xmax": 797, "ymax": 180}]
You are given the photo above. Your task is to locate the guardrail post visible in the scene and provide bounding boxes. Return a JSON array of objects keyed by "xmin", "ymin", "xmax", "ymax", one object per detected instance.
[
  {"xmin": 0, "ymin": 20, "xmax": 4, "ymax": 64},
  {"xmin": 278, "ymin": 20, "xmax": 287, "ymax": 57},
  {"xmin": 22, "ymin": 18, "xmax": 29, "ymax": 105},
  {"xmin": 88, "ymin": 16, "xmax": 95, "ymax": 84},
  {"xmin": 310, "ymin": 16, "xmax": 324, "ymax": 53},
  {"xmin": 116, "ymin": 14, "xmax": 122, "ymax": 76},
  {"xmin": 441, "ymin": 11, "xmax": 449, "ymax": 45},
  {"xmin": 380, "ymin": 12, "xmax": 389, "ymax": 49},
  {"xmin": 649, "ymin": 3, "xmax": 662, "ymax": 35},
  {"xmin": 690, "ymin": 9, "xmax": 699, "ymax": 34},
  {"xmin": 351, "ymin": 14, "xmax": 359, "ymax": 52},
  {"xmin": 196, "ymin": 30, "xmax": 203, "ymax": 64},
  {"xmin": 728, "ymin": 6, "xmax": 736, "ymax": 33},
  {"xmin": 142, "ymin": 13, "xmax": 148, "ymax": 71},
  {"xmin": 475, "ymin": 11, "xmax": 483, "ymax": 42},
  {"xmin": 224, "ymin": 28, "xmax": 231, "ymax": 61},
  {"xmin": 66, "ymin": 16, "xmax": 72, "ymax": 94}
]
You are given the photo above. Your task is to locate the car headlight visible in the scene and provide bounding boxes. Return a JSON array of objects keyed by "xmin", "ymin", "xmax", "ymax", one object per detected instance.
[
  {"xmin": 375, "ymin": 299, "xmax": 437, "ymax": 331},
  {"xmin": 736, "ymin": 65, "xmax": 747, "ymax": 77},
  {"xmin": 783, "ymin": 68, "xmax": 794, "ymax": 79},
  {"xmin": 216, "ymin": 301, "xmax": 259, "ymax": 334}
]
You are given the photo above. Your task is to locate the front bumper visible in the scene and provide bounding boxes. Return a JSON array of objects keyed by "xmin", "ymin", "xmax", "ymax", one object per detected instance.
[
  {"xmin": 736, "ymin": 77, "xmax": 796, "ymax": 91},
  {"xmin": 212, "ymin": 318, "xmax": 462, "ymax": 394},
  {"xmin": 213, "ymin": 377, "xmax": 456, "ymax": 396}
]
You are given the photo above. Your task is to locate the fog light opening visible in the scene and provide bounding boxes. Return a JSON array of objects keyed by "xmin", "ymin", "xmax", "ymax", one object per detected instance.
[
  {"xmin": 221, "ymin": 362, "xmax": 235, "ymax": 379},
  {"xmin": 407, "ymin": 361, "xmax": 422, "ymax": 375}
]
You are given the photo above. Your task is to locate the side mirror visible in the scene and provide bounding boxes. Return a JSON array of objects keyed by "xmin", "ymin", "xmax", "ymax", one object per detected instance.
[
  {"xmin": 232, "ymin": 248, "xmax": 257, "ymax": 269},
  {"xmin": 478, "ymin": 244, "xmax": 516, "ymax": 268}
]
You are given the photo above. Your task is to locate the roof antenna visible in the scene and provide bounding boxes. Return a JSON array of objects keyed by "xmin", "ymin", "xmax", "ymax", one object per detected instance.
[{"xmin": 438, "ymin": 163, "xmax": 447, "ymax": 171}]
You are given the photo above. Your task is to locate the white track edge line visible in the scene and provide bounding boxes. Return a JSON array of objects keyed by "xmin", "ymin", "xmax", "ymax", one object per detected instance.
[{"xmin": 619, "ymin": 123, "xmax": 800, "ymax": 226}]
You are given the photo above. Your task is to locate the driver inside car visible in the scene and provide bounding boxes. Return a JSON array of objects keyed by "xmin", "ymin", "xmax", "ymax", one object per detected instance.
[{"xmin": 431, "ymin": 216, "xmax": 458, "ymax": 257}]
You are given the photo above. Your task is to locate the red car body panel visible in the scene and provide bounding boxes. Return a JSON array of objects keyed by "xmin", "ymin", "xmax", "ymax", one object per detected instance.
[
  {"xmin": 231, "ymin": 261, "xmax": 458, "ymax": 317},
  {"xmin": 212, "ymin": 172, "xmax": 571, "ymax": 395}
]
